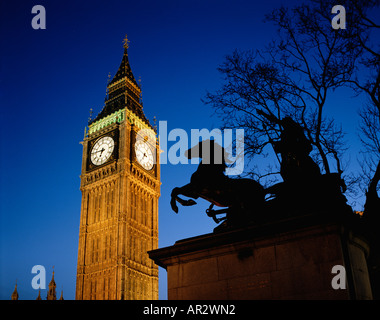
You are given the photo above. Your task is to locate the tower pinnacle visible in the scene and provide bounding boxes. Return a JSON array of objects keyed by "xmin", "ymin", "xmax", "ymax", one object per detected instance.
[
  {"xmin": 123, "ymin": 34, "xmax": 130, "ymax": 50},
  {"xmin": 89, "ymin": 35, "xmax": 151, "ymax": 128},
  {"xmin": 11, "ymin": 282, "xmax": 19, "ymax": 300},
  {"xmin": 47, "ymin": 269, "xmax": 57, "ymax": 300}
]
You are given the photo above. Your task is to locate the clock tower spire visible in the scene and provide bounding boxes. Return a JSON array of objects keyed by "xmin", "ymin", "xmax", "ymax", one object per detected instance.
[
  {"xmin": 76, "ymin": 36, "xmax": 160, "ymax": 300},
  {"xmin": 90, "ymin": 34, "xmax": 149, "ymax": 127}
]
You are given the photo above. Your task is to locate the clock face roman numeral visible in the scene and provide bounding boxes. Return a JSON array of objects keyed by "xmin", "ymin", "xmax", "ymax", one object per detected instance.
[{"xmin": 90, "ymin": 136, "xmax": 115, "ymax": 166}]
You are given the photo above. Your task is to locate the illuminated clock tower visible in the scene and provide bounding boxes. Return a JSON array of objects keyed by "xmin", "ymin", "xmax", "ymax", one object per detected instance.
[{"xmin": 75, "ymin": 36, "xmax": 160, "ymax": 300}]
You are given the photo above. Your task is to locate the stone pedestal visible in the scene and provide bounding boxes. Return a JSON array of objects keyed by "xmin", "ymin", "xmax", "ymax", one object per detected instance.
[{"xmin": 149, "ymin": 213, "xmax": 372, "ymax": 300}]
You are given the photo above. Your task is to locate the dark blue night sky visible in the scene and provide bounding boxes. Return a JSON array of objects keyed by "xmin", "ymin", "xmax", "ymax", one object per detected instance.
[{"xmin": 0, "ymin": 0, "xmax": 377, "ymax": 300}]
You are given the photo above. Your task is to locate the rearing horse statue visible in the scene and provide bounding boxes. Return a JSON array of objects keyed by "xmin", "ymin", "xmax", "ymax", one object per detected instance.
[{"xmin": 170, "ymin": 139, "xmax": 265, "ymax": 227}]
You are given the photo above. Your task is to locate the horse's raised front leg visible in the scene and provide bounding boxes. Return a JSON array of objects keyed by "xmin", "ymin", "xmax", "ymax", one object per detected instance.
[
  {"xmin": 170, "ymin": 187, "xmax": 180, "ymax": 213},
  {"xmin": 170, "ymin": 185, "xmax": 198, "ymax": 213}
]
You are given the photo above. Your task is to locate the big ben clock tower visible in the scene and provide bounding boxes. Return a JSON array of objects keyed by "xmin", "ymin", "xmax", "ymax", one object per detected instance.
[{"xmin": 75, "ymin": 36, "xmax": 160, "ymax": 300}]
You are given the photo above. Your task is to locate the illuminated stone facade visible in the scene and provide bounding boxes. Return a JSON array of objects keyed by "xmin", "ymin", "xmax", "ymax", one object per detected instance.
[{"xmin": 76, "ymin": 37, "xmax": 160, "ymax": 300}]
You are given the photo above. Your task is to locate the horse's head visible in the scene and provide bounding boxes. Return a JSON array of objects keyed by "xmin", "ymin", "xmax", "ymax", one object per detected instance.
[{"xmin": 185, "ymin": 139, "xmax": 230, "ymax": 168}]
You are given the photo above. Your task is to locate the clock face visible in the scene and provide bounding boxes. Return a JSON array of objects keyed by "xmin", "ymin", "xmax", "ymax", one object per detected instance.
[
  {"xmin": 90, "ymin": 136, "xmax": 115, "ymax": 166},
  {"xmin": 135, "ymin": 140, "xmax": 154, "ymax": 170}
]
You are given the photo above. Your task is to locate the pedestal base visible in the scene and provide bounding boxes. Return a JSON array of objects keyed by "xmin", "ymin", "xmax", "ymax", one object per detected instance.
[{"xmin": 149, "ymin": 213, "xmax": 372, "ymax": 300}]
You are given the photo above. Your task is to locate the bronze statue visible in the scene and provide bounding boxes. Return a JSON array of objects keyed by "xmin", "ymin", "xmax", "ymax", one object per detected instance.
[
  {"xmin": 170, "ymin": 115, "xmax": 350, "ymax": 230},
  {"xmin": 257, "ymin": 110, "xmax": 348, "ymax": 214},
  {"xmin": 257, "ymin": 110, "xmax": 321, "ymax": 183},
  {"xmin": 170, "ymin": 140, "xmax": 265, "ymax": 228}
]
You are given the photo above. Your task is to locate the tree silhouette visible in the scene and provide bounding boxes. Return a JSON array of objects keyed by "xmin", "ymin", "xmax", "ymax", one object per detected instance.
[
  {"xmin": 204, "ymin": 1, "xmax": 361, "ymax": 186},
  {"xmin": 347, "ymin": 0, "xmax": 380, "ymax": 214},
  {"xmin": 336, "ymin": 0, "xmax": 380, "ymax": 299},
  {"xmin": 205, "ymin": 0, "xmax": 380, "ymax": 298},
  {"xmin": 313, "ymin": 0, "xmax": 380, "ymax": 206}
]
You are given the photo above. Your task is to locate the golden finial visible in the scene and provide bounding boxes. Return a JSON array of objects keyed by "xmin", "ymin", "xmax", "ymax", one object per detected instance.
[{"xmin": 123, "ymin": 34, "xmax": 130, "ymax": 49}]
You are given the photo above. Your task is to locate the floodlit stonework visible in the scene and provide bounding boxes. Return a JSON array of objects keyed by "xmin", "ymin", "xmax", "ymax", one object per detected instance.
[{"xmin": 76, "ymin": 37, "xmax": 160, "ymax": 300}]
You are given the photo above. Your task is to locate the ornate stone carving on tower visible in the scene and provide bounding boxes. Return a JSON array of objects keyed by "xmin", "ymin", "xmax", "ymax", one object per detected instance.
[{"xmin": 76, "ymin": 36, "xmax": 160, "ymax": 300}]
